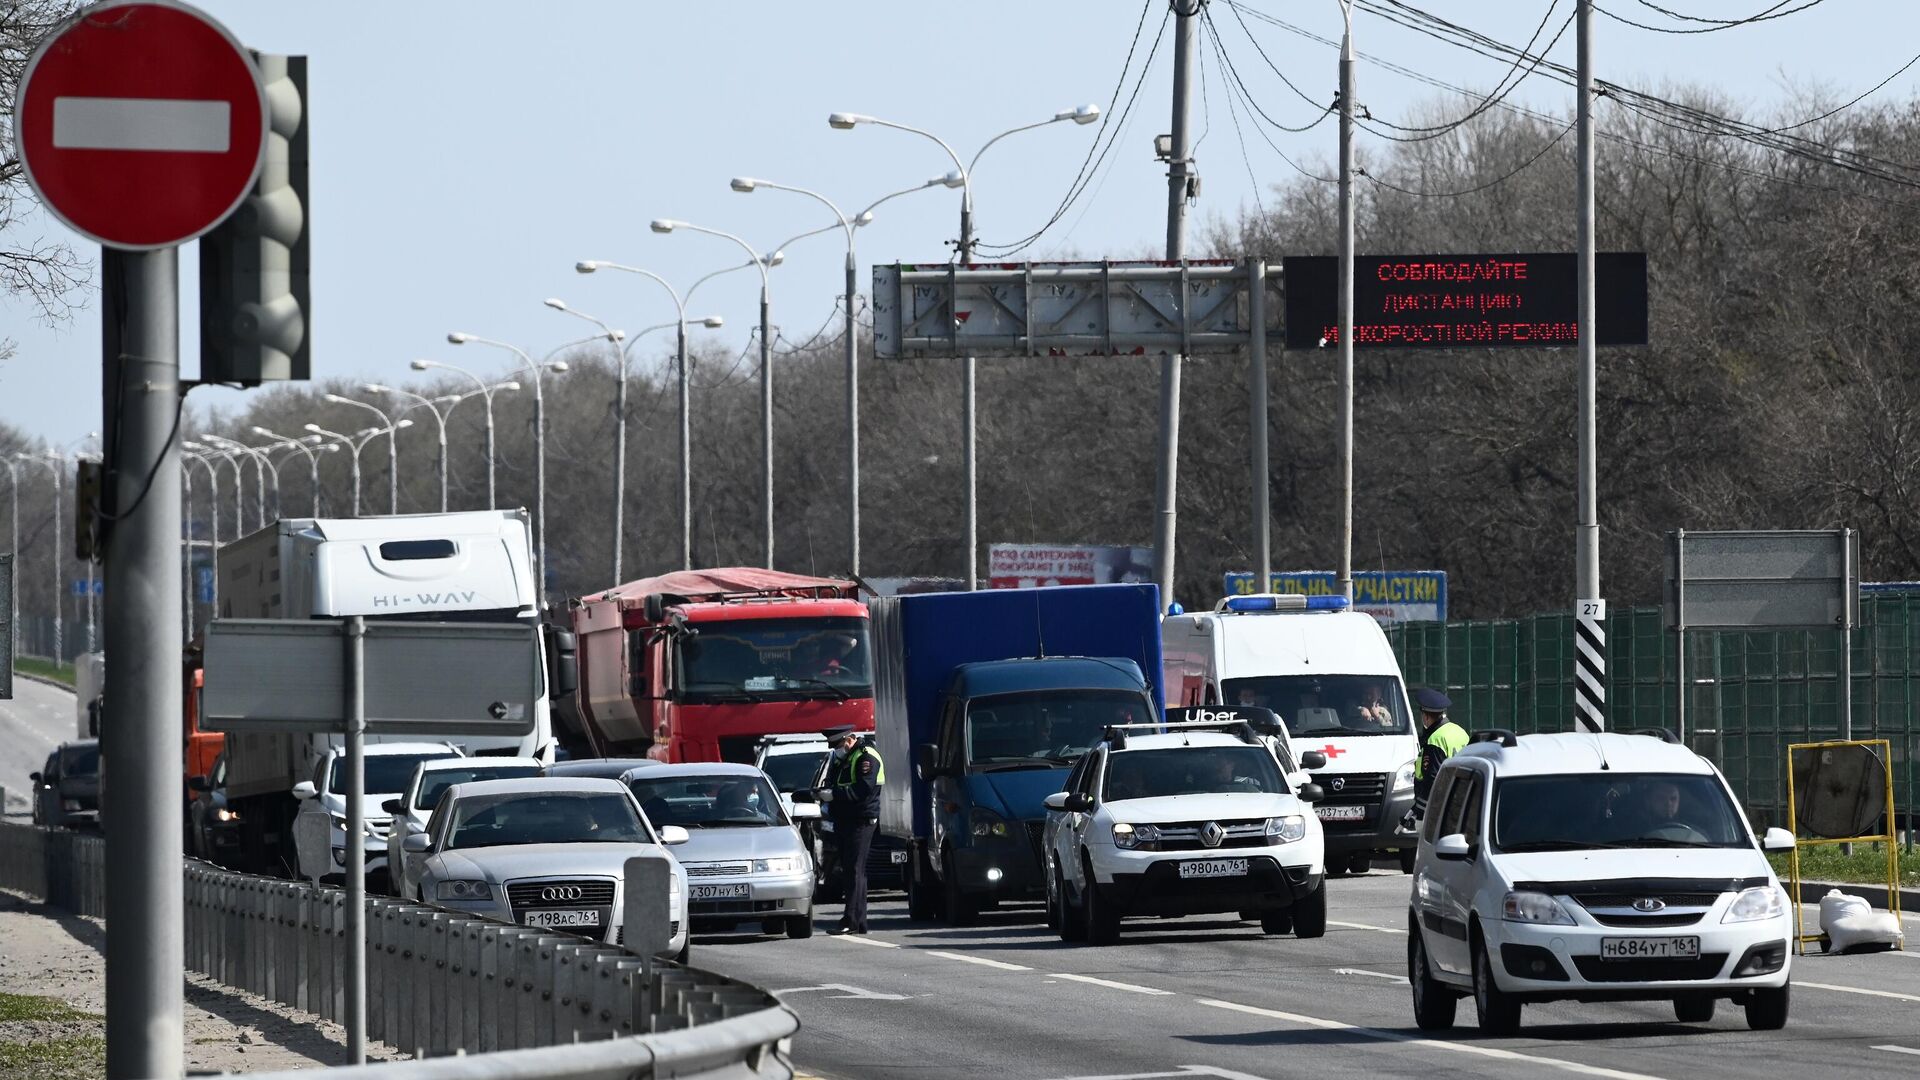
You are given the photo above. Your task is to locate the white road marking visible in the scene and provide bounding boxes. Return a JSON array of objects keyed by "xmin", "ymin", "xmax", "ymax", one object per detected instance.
[
  {"xmin": 1797, "ymin": 980, "xmax": 1920, "ymax": 1003},
  {"xmin": 772, "ymin": 983, "xmax": 909, "ymax": 1001},
  {"xmin": 1196, "ymin": 999, "xmax": 1667, "ymax": 1080},
  {"xmin": 52, "ymin": 97, "xmax": 232, "ymax": 153},
  {"xmin": 1332, "ymin": 967, "xmax": 1409, "ymax": 984},
  {"xmin": 1049, "ymin": 972, "xmax": 1174, "ymax": 995},
  {"xmin": 924, "ymin": 949, "xmax": 1032, "ymax": 971},
  {"xmin": 1042, "ymin": 1067, "xmax": 1270, "ymax": 1080},
  {"xmin": 1328, "ymin": 919, "xmax": 1403, "ymax": 934},
  {"xmin": 830, "ymin": 933, "xmax": 899, "ymax": 948},
  {"xmin": 1871, "ymin": 1045, "xmax": 1920, "ymax": 1057}
]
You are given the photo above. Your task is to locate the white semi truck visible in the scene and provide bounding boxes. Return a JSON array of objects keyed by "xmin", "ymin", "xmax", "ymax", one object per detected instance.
[{"xmin": 214, "ymin": 510, "xmax": 566, "ymax": 877}]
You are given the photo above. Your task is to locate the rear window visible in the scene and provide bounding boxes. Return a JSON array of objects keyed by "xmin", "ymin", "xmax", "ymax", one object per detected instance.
[
  {"xmin": 379, "ymin": 539, "xmax": 457, "ymax": 561},
  {"xmin": 416, "ymin": 765, "xmax": 542, "ymax": 809}
]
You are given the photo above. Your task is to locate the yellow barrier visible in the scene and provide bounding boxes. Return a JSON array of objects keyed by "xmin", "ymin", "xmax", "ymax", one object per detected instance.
[{"xmin": 1785, "ymin": 738, "xmax": 1904, "ymax": 954}]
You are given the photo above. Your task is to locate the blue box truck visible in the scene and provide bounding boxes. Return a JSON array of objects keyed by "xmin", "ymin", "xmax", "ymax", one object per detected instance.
[{"xmin": 870, "ymin": 584, "xmax": 1163, "ymax": 925}]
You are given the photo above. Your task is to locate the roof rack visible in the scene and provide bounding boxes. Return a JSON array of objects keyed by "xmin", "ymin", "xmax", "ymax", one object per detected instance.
[
  {"xmin": 1469, "ymin": 728, "xmax": 1519, "ymax": 748},
  {"xmin": 1101, "ymin": 719, "xmax": 1265, "ymax": 749},
  {"xmin": 1629, "ymin": 727, "xmax": 1684, "ymax": 745}
]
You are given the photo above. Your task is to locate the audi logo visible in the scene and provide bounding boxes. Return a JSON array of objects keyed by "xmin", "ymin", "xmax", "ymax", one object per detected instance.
[
  {"xmin": 541, "ymin": 886, "xmax": 584, "ymax": 902},
  {"xmin": 1631, "ymin": 897, "xmax": 1666, "ymax": 913}
]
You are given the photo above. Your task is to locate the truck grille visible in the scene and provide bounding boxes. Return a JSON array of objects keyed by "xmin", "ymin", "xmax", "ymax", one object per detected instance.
[
  {"xmin": 506, "ymin": 879, "xmax": 616, "ymax": 910},
  {"xmin": 1310, "ymin": 773, "xmax": 1386, "ymax": 802}
]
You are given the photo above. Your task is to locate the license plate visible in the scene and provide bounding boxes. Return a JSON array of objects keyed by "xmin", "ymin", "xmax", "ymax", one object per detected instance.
[
  {"xmin": 524, "ymin": 909, "xmax": 599, "ymax": 928},
  {"xmin": 1178, "ymin": 858, "xmax": 1249, "ymax": 879},
  {"xmin": 690, "ymin": 883, "xmax": 750, "ymax": 900},
  {"xmin": 1600, "ymin": 936, "xmax": 1700, "ymax": 960},
  {"xmin": 890, "ymin": 850, "xmax": 909, "ymax": 864},
  {"xmin": 1315, "ymin": 805, "xmax": 1367, "ymax": 821}
]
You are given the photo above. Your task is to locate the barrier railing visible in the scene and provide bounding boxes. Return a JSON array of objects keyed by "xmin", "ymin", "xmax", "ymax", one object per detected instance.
[{"xmin": 0, "ymin": 822, "xmax": 796, "ymax": 1077}]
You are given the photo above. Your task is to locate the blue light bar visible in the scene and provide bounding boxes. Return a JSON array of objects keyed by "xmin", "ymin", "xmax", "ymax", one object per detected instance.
[{"xmin": 1219, "ymin": 593, "xmax": 1351, "ymax": 613}]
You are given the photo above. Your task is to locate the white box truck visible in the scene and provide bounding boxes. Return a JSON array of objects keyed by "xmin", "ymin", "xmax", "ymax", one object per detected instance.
[{"xmin": 213, "ymin": 510, "xmax": 564, "ymax": 876}]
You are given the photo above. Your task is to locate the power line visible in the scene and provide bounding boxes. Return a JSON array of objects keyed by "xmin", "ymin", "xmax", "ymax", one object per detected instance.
[
  {"xmin": 1204, "ymin": 6, "xmax": 1336, "ymax": 184},
  {"xmin": 1202, "ymin": 9, "xmax": 1266, "ymax": 217},
  {"xmin": 1218, "ymin": 0, "xmax": 1334, "ymax": 129},
  {"xmin": 1602, "ymin": 0, "xmax": 1824, "ymax": 34},
  {"xmin": 1360, "ymin": 1, "xmax": 1571, "ymax": 141},
  {"xmin": 1360, "ymin": 118, "xmax": 1577, "ymax": 198}
]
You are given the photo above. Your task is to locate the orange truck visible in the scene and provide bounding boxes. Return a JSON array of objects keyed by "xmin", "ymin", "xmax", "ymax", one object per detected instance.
[{"xmin": 564, "ymin": 569, "xmax": 874, "ymax": 763}]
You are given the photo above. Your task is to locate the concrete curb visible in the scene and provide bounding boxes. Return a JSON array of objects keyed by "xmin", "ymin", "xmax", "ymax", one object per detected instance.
[
  {"xmin": 13, "ymin": 670, "xmax": 76, "ymax": 694},
  {"xmin": 1793, "ymin": 877, "xmax": 1920, "ymax": 912}
]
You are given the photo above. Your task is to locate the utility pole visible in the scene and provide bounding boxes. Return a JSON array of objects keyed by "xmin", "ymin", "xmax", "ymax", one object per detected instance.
[
  {"xmin": 844, "ymin": 248, "xmax": 861, "ymax": 576},
  {"xmin": 1573, "ymin": 0, "xmax": 1606, "ymax": 734},
  {"xmin": 960, "ymin": 204, "xmax": 978, "ymax": 591},
  {"xmin": 678, "ymin": 321, "xmax": 692, "ymax": 571},
  {"xmin": 1154, "ymin": 0, "xmax": 1201, "ymax": 610},
  {"xmin": 1337, "ymin": 2, "xmax": 1357, "ymax": 604}
]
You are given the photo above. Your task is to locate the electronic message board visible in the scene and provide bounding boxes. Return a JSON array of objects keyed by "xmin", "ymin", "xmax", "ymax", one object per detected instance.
[{"xmin": 1282, "ymin": 252, "xmax": 1647, "ymax": 350}]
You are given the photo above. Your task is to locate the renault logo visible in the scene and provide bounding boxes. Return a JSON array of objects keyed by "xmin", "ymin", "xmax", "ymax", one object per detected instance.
[
  {"xmin": 1632, "ymin": 897, "xmax": 1666, "ymax": 913},
  {"xmin": 541, "ymin": 885, "xmax": 584, "ymax": 902},
  {"xmin": 1200, "ymin": 821, "xmax": 1225, "ymax": 848}
]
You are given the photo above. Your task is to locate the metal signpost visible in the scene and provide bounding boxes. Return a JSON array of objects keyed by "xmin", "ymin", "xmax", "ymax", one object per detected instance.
[
  {"xmin": 1664, "ymin": 529, "xmax": 1860, "ymax": 742},
  {"xmin": 622, "ymin": 854, "xmax": 674, "ymax": 1030},
  {"xmin": 14, "ymin": 4, "xmax": 268, "ymax": 1074},
  {"xmin": 203, "ymin": 617, "xmax": 540, "ymax": 1063},
  {"xmin": 1, "ymin": 554, "xmax": 12, "ymax": 700}
]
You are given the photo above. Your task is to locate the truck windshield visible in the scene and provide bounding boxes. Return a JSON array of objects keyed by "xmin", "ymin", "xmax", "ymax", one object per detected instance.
[
  {"xmin": 416, "ymin": 765, "xmax": 542, "ymax": 810},
  {"xmin": 333, "ymin": 753, "xmax": 459, "ymax": 796},
  {"xmin": 1493, "ymin": 773, "xmax": 1752, "ymax": 851},
  {"xmin": 966, "ymin": 690, "xmax": 1147, "ymax": 770},
  {"xmin": 1102, "ymin": 746, "xmax": 1287, "ymax": 800},
  {"xmin": 760, "ymin": 751, "xmax": 829, "ymax": 793},
  {"xmin": 626, "ymin": 774, "xmax": 789, "ymax": 828},
  {"xmin": 447, "ymin": 792, "xmax": 652, "ymax": 848},
  {"xmin": 676, "ymin": 617, "xmax": 872, "ymax": 702},
  {"xmin": 1220, "ymin": 675, "xmax": 1409, "ymax": 736}
]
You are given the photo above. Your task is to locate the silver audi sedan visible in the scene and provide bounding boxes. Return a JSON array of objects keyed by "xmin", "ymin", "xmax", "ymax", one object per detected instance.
[{"xmin": 407, "ymin": 777, "xmax": 691, "ymax": 962}]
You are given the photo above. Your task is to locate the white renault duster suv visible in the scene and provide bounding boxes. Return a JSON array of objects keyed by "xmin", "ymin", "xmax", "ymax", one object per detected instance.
[
  {"xmin": 1043, "ymin": 716, "xmax": 1328, "ymax": 945},
  {"xmin": 1407, "ymin": 728, "xmax": 1796, "ymax": 1034}
]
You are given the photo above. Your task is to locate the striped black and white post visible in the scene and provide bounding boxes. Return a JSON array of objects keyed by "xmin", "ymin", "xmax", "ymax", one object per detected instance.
[{"xmin": 1574, "ymin": 599, "xmax": 1606, "ymax": 732}]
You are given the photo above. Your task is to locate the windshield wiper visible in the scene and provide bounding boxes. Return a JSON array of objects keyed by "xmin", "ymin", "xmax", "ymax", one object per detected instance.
[
  {"xmin": 778, "ymin": 677, "xmax": 851, "ymax": 701},
  {"xmin": 1498, "ymin": 840, "xmax": 1601, "ymax": 852},
  {"xmin": 1610, "ymin": 836, "xmax": 1719, "ymax": 848}
]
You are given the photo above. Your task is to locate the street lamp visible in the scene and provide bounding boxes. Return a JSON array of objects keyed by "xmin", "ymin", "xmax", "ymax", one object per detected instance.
[
  {"xmin": 542, "ymin": 299, "xmax": 634, "ymax": 581},
  {"xmin": 1, "ymin": 458, "xmax": 17, "ymax": 657},
  {"xmin": 183, "ymin": 441, "xmax": 248, "ymax": 544},
  {"xmin": 830, "ymin": 104, "xmax": 1101, "ymax": 588},
  {"xmin": 251, "ymin": 427, "xmax": 337, "ymax": 516},
  {"xmin": 200, "ymin": 434, "xmax": 276, "ymax": 528},
  {"xmin": 178, "ymin": 446, "xmax": 227, "ymax": 627},
  {"xmin": 13, "ymin": 450, "xmax": 61, "ymax": 661},
  {"xmin": 323, "ymin": 395, "xmax": 405, "ymax": 515},
  {"xmin": 411, "ymin": 359, "xmax": 520, "ymax": 509},
  {"xmin": 447, "ymin": 328, "xmax": 580, "ymax": 605},
  {"xmin": 305, "ymin": 421, "xmax": 413, "ymax": 517},
  {"xmin": 364, "ymin": 384, "xmax": 465, "ymax": 513}
]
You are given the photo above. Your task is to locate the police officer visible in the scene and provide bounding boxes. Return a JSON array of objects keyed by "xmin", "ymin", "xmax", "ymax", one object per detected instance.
[
  {"xmin": 1411, "ymin": 688, "xmax": 1467, "ymax": 819},
  {"xmin": 815, "ymin": 725, "xmax": 884, "ymax": 935}
]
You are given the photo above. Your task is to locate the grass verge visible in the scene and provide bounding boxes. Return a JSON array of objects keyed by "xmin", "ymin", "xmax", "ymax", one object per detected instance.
[
  {"xmin": 11, "ymin": 656, "xmax": 75, "ymax": 687},
  {"xmin": 1768, "ymin": 842, "xmax": 1920, "ymax": 889},
  {"xmin": 0, "ymin": 993, "xmax": 98, "ymax": 1023},
  {"xmin": 0, "ymin": 993, "xmax": 105, "ymax": 1080}
]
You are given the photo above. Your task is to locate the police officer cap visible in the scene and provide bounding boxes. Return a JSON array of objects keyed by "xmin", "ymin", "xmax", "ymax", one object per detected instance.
[
  {"xmin": 1413, "ymin": 688, "xmax": 1451, "ymax": 713},
  {"xmin": 820, "ymin": 725, "xmax": 857, "ymax": 740}
]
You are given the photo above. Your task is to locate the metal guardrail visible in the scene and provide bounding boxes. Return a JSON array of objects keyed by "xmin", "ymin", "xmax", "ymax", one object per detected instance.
[{"xmin": 0, "ymin": 822, "xmax": 797, "ymax": 1076}]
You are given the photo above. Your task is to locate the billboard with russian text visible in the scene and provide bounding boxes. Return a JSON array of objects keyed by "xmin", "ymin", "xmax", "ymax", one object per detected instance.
[{"xmin": 1222, "ymin": 570, "xmax": 1447, "ymax": 625}]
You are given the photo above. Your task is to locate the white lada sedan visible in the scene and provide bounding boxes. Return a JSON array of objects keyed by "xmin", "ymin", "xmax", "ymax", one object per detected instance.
[{"xmin": 407, "ymin": 777, "xmax": 691, "ymax": 962}]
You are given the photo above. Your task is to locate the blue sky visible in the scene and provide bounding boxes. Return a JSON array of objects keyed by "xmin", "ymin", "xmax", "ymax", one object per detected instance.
[{"xmin": 3, "ymin": 0, "xmax": 1912, "ymax": 447}]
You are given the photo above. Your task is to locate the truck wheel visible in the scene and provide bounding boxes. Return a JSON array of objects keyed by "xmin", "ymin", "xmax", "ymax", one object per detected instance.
[
  {"xmin": 1081, "ymin": 854, "xmax": 1120, "ymax": 945},
  {"xmin": 1347, "ymin": 852, "xmax": 1373, "ymax": 875},
  {"xmin": 942, "ymin": 850, "xmax": 978, "ymax": 927},
  {"xmin": 1292, "ymin": 881, "xmax": 1327, "ymax": 939},
  {"xmin": 906, "ymin": 851, "xmax": 941, "ymax": 921}
]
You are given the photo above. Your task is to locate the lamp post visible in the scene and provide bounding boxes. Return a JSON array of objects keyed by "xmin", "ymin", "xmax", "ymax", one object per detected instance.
[
  {"xmin": 829, "ymin": 105, "xmax": 1100, "ymax": 587},
  {"xmin": 448, "ymin": 329, "xmax": 580, "ymax": 605},
  {"xmin": 14, "ymin": 450, "xmax": 61, "ymax": 661},
  {"xmin": 542, "ymin": 300, "xmax": 634, "ymax": 580},
  {"xmin": 2, "ymin": 459, "xmax": 17, "ymax": 657},
  {"xmin": 323, "ymin": 395, "xmax": 406, "ymax": 515},
  {"xmin": 200, "ymin": 434, "xmax": 277, "ymax": 528},
  {"xmin": 183, "ymin": 441, "xmax": 244, "ymax": 540},
  {"xmin": 179, "ymin": 449, "xmax": 222, "ymax": 635},
  {"xmin": 411, "ymin": 360, "xmax": 520, "ymax": 509},
  {"xmin": 305, "ymin": 422, "xmax": 413, "ymax": 517},
  {"xmin": 251, "ymin": 428, "xmax": 336, "ymax": 516},
  {"xmin": 364, "ymin": 384, "xmax": 463, "ymax": 513}
]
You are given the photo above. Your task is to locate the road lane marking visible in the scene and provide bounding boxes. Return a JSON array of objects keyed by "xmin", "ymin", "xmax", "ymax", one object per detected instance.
[
  {"xmin": 1049, "ymin": 972, "xmax": 1174, "ymax": 995},
  {"xmin": 1328, "ymin": 919, "xmax": 1403, "ymax": 934},
  {"xmin": 925, "ymin": 949, "xmax": 1032, "ymax": 971},
  {"xmin": 1333, "ymin": 967, "xmax": 1409, "ymax": 984},
  {"xmin": 1041, "ymin": 1067, "xmax": 1271, "ymax": 1080},
  {"xmin": 773, "ymin": 983, "xmax": 909, "ymax": 1001},
  {"xmin": 1872, "ymin": 1045, "xmax": 1920, "ymax": 1057},
  {"xmin": 1798, "ymin": 980, "xmax": 1920, "ymax": 1003},
  {"xmin": 830, "ymin": 934, "xmax": 899, "ymax": 948},
  {"xmin": 1196, "ymin": 999, "xmax": 1667, "ymax": 1080}
]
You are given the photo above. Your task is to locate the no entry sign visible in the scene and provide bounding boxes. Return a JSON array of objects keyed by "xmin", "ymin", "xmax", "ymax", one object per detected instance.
[{"xmin": 13, "ymin": 0, "xmax": 266, "ymax": 250}]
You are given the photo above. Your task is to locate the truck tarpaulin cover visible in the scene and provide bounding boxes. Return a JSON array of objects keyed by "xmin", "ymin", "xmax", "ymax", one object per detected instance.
[{"xmin": 588, "ymin": 569, "xmax": 857, "ymax": 605}]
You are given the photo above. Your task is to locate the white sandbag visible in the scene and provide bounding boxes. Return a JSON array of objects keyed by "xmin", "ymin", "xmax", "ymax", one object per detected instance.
[{"xmin": 1818, "ymin": 888, "xmax": 1905, "ymax": 953}]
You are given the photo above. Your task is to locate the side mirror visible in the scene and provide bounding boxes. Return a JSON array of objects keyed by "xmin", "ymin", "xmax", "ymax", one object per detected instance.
[
  {"xmin": 659, "ymin": 825, "xmax": 691, "ymax": 846},
  {"xmin": 1434, "ymin": 833, "xmax": 1472, "ymax": 862},
  {"xmin": 188, "ymin": 775, "xmax": 211, "ymax": 793},
  {"xmin": 546, "ymin": 627, "xmax": 578, "ymax": 698},
  {"xmin": 1300, "ymin": 751, "xmax": 1328, "ymax": 771},
  {"xmin": 789, "ymin": 788, "xmax": 818, "ymax": 804},
  {"xmin": 790, "ymin": 802, "xmax": 822, "ymax": 821},
  {"xmin": 914, "ymin": 743, "xmax": 942, "ymax": 782},
  {"xmin": 381, "ymin": 798, "xmax": 403, "ymax": 815},
  {"xmin": 1761, "ymin": 826, "xmax": 1795, "ymax": 853},
  {"xmin": 291, "ymin": 781, "xmax": 317, "ymax": 800},
  {"xmin": 1297, "ymin": 783, "xmax": 1326, "ymax": 803},
  {"xmin": 27, "ymin": 771, "xmax": 41, "ymax": 784},
  {"xmin": 401, "ymin": 833, "xmax": 432, "ymax": 853},
  {"xmin": 1042, "ymin": 791, "xmax": 1070, "ymax": 812},
  {"xmin": 1063, "ymin": 792, "xmax": 1094, "ymax": 814}
]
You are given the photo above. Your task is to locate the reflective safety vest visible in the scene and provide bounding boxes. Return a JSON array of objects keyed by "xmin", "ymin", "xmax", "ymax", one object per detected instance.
[
  {"xmin": 838, "ymin": 745, "xmax": 886, "ymax": 787},
  {"xmin": 1416, "ymin": 720, "xmax": 1469, "ymax": 779}
]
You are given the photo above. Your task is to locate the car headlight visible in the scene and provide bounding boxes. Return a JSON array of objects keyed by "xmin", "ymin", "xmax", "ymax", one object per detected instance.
[
  {"xmin": 1265, "ymin": 815, "xmax": 1307, "ymax": 843},
  {"xmin": 1722, "ymin": 885, "xmax": 1786, "ymax": 923},
  {"xmin": 1502, "ymin": 890, "xmax": 1575, "ymax": 925},
  {"xmin": 970, "ymin": 810, "xmax": 1012, "ymax": 838},
  {"xmin": 753, "ymin": 856, "xmax": 805, "ymax": 874},
  {"xmin": 1392, "ymin": 759, "xmax": 1417, "ymax": 793},
  {"xmin": 213, "ymin": 807, "xmax": 239, "ymax": 823},
  {"xmin": 1112, "ymin": 822, "xmax": 1162, "ymax": 850},
  {"xmin": 436, "ymin": 879, "xmax": 493, "ymax": 901}
]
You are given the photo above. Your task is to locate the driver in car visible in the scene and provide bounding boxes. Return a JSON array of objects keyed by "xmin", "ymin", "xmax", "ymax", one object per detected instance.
[{"xmin": 1197, "ymin": 754, "xmax": 1262, "ymax": 795}]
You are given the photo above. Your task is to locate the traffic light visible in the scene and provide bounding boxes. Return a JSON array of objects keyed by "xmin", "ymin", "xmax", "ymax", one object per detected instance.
[{"xmin": 200, "ymin": 53, "xmax": 309, "ymax": 383}]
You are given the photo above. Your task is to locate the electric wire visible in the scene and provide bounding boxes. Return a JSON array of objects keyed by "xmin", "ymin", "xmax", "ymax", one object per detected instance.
[
  {"xmin": 1600, "ymin": 0, "xmax": 1824, "ymax": 34},
  {"xmin": 1359, "ymin": 118, "xmax": 1577, "ymax": 198},
  {"xmin": 1205, "ymin": 6, "xmax": 1336, "ymax": 183},
  {"xmin": 1359, "ymin": 1, "xmax": 1571, "ymax": 141},
  {"xmin": 1219, "ymin": 0, "xmax": 1334, "ymax": 128},
  {"xmin": 1203, "ymin": 10, "xmax": 1268, "ymax": 218}
]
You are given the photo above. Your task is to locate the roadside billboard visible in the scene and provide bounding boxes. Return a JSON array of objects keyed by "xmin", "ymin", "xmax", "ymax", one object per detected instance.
[
  {"xmin": 988, "ymin": 544, "xmax": 1154, "ymax": 590},
  {"xmin": 1222, "ymin": 570, "xmax": 1447, "ymax": 625}
]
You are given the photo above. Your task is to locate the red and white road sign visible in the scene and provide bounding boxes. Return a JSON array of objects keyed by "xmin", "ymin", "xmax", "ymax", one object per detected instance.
[{"xmin": 13, "ymin": 0, "xmax": 266, "ymax": 250}]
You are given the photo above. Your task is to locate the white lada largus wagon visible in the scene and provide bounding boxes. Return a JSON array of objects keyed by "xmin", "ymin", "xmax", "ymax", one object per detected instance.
[{"xmin": 1407, "ymin": 728, "xmax": 1795, "ymax": 1034}]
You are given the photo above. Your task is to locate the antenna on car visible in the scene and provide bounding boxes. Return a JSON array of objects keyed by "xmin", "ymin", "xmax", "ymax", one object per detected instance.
[{"xmin": 1034, "ymin": 593, "xmax": 1048, "ymax": 659}]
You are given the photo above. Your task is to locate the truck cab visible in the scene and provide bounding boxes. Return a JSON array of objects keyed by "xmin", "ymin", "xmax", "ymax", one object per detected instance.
[
  {"xmin": 914, "ymin": 657, "xmax": 1159, "ymax": 925},
  {"xmin": 1162, "ymin": 593, "xmax": 1421, "ymax": 876}
]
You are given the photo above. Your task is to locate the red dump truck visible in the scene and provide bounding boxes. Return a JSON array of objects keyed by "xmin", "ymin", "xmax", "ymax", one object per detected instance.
[{"xmin": 564, "ymin": 569, "xmax": 875, "ymax": 763}]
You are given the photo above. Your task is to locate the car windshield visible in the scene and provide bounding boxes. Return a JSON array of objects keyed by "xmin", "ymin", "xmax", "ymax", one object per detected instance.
[
  {"xmin": 760, "ymin": 751, "xmax": 828, "ymax": 792},
  {"xmin": 1221, "ymin": 675, "xmax": 1410, "ymax": 736},
  {"xmin": 670, "ymin": 617, "xmax": 872, "ymax": 703},
  {"xmin": 61, "ymin": 745, "xmax": 100, "ymax": 776},
  {"xmin": 332, "ymin": 753, "xmax": 458, "ymax": 796},
  {"xmin": 447, "ymin": 793, "xmax": 651, "ymax": 849},
  {"xmin": 1493, "ymin": 773, "xmax": 1751, "ymax": 851},
  {"xmin": 416, "ymin": 766, "xmax": 542, "ymax": 810},
  {"xmin": 966, "ymin": 690, "xmax": 1148, "ymax": 770},
  {"xmin": 627, "ymin": 774, "xmax": 787, "ymax": 829},
  {"xmin": 1102, "ymin": 746, "xmax": 1287, "ymax": 801}
]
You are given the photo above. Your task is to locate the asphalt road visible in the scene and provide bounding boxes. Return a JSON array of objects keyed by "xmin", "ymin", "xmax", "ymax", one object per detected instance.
[
  {"xmin": 0, "ymin": 676, "xmax": 74, "ymax": 814},
  {"xmin": 694, "ymin": 870, "xmax": 1920, "ymax": 1080}
]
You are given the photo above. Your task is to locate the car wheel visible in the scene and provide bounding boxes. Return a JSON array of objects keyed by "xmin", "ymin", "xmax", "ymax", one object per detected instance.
[
  {"xmin": 1237, "ymin": 910, "xmax": 1261, "ymax": 922},
  {"xmin": 1292, "ymin": 881, "xmax": 1327, "ymax": 939},
  {"xmin": 1260, "ymin": 909, "xmax": 1294, "ymax": 935},
  {"xmin": 1055, "ymin": 864, "xmax": 1088, "ymax": 942},
  {"xmin": 1044, "ymin": 862, "xmax": 1062, "ymax": 932},
  {"xmin": 785, "ymin": 915, "xmax": 815, "ymax": 940},
  {"xmin": 1399, "ymin": 847, "xmax": 1416, "ymax": 874},
  {"xmin": 1673, "ymin": 997, "xmax": 1716, "ymax": 1024},
  {"xmin": 905, "ymin": 850, "xmax": 941, "ymax": 921},
  {"xmin": 1472, "ymin": 933, "xmax": 1523, "ymax": 1035},
  {"xmin": 1081, "ymin": 853, "xmax": 1121, "ymax": 946},
  {"xmin": 1408, "ymin": 926, "xmax": 1458, "ymax": 1031},
  {"xmin": 1744, "ymin": 985, "xmax": 1789, "ymax": 1031},
  {"xmin": 942, "ymin": 849, "xmax": 978, "ymax": 927}
]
